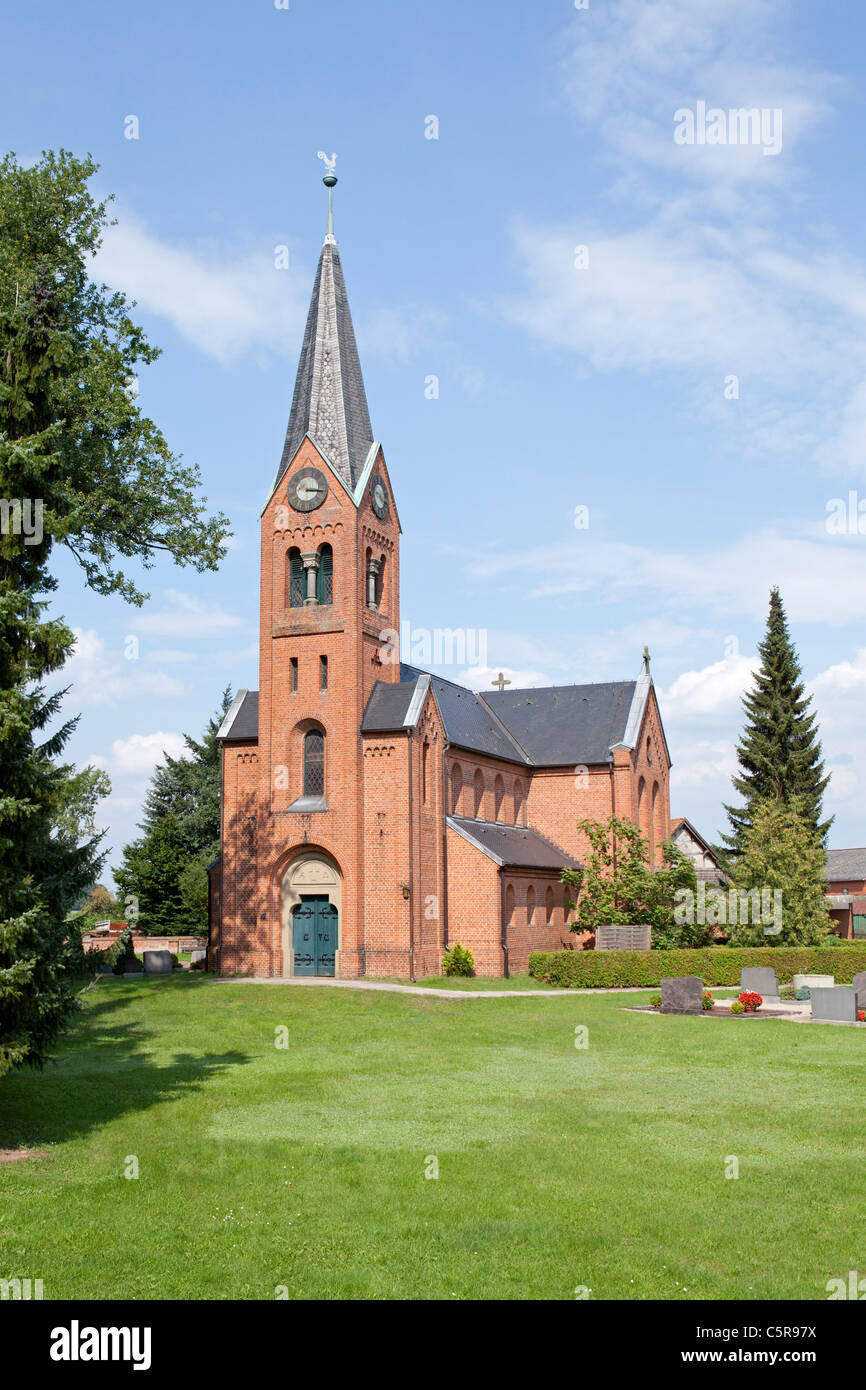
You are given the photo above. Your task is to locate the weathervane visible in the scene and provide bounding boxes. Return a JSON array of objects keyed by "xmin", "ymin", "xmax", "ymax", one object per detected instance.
[{"xmin": 317, "ymin": 151, "xmax": 338, "ymax": 241}]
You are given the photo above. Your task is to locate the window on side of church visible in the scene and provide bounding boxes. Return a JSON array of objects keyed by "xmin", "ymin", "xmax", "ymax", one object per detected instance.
[
  {"xmin": 494, "ymin": 775, "xmax": 504, "ymax": 822},
  {"xmin": 290, "ymin": 656, "xmax": 298, "ymax": 692},
  {"xmin": 422, "ymin": 740, "xmax": 429, "ymax": 802},
  {"xmin": 526, "ymin": 885, "xmax": 535, "ymax": 926},
  {"xmin": 545, "ymin": 886, "xmax": 555, "ymax": 924},
  {"xmin": 316, "ymin": 544, "xmax": 333, "ymax": 604},
  {"xmin": 288, "ymin": 548, "xmax": 304, "ymax": 608},
  {"xmin": 320, "ymin": 655, "xmax": 328, "ymax": 691},
  {"xmin": 304, "ymin": 729, "xmax": 325, "ymax": 797}
]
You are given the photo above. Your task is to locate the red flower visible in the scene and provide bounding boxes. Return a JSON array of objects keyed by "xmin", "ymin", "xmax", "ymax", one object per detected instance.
[{"xmin": 739, "ymin": 991, "xmax": 763, "ymax": 1013}]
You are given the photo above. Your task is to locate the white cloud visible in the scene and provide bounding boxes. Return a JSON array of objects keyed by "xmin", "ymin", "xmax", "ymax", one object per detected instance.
[
  {"xmin": 109, "ymin": 732, "xmax": 187, "ymax": 774},
  {"xmin": 92, "ymin": 215, "xmax": 312, "ymax": 367},
  {"xmin": 61, "ymin": 628, "xmax": 187, "ymax": 706},
  {"xmin": 131, "ymin": 589, "xmax": 247, "ymax": 639},
  {"xmin": 471, "ymin": 525, "xmax": 866, "ymax": 626},
  {"xmin": 662, "ymin": 654, "xmax": 756, "ymax": 720},
  {"xmin": 670, "ymin": 738, "xmax": 738, "ymax": 790}
]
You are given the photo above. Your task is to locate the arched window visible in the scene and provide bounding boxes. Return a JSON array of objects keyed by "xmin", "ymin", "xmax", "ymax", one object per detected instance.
[
  {"xmin": 652, "ymin": 781, "xmax": 664, "ymax": 867},
  {"xmin": 303, "ymin": 729, "xmax": 325, "ymax": 796},
  {"xmin": 513, "ymin": 779, "xmax": 524, "ymax": 826},
  {"xmin": 638, "ymin": 776, "xmax": 648, "ymax": 846},
  {"xmin": 316, "ymin": 543, "xmax": 333, "ymax": 605},
  {"xmin": 288, "ymin": 548, "xmax": 304, "ymax": 608},
  {"xmin": 494, "ymin": 774, "xmax": 505, "ymax": 822},
  {"xmin": 526, "ymin": 885, "xmax": 536, "ymax": 926},
  {"xmin": 545, "ymin": 886, "xmax": 555, "ymax": 924},
  {"xmin": 505, "ymin": 884, "xmax": 515, "ymax": 924},
  {"xmin": 450, "ymin": 764, "xmax": 463, "ymax": 815},
  {"xmin": 473, "ymin": 769, "xmax": 484, "ymax": 818}
]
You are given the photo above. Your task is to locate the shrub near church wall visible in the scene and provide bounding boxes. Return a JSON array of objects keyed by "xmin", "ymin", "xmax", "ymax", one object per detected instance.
[{"xmin": 528, "ymin": 946, "xmax": 866, "ymax": 989}]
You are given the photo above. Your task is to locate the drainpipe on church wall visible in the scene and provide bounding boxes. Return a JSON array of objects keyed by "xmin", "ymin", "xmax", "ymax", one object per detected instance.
[
  {"xmin": 441, "ymin": 742, "xmax": 450, "ymax": 951},
  {"xmin": 500, "ymin": 870, "xmax": 510, "ymax": 979},
  {"xmin": 609, "ymin": 755, "xmax": 618, "ymax": 904},
  {"xmin": 407, "ymin": 732, "xmax": 416, "ymax": 982}
]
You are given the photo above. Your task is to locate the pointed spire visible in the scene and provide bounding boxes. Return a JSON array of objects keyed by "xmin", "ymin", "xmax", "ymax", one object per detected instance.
[{"xmin": 275, "ymin": 159, "xmax": 374, "ymax": 491}]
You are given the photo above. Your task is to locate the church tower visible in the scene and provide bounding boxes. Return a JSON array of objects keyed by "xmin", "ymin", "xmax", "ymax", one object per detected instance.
[{"xmin": 216, "ymin": 171, "xmax": 402, "ymax": 978}]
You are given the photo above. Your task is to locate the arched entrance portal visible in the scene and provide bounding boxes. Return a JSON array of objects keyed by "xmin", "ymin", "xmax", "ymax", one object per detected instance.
[{"xmin": 281, "ymin": 853, "xmax": 342, "ymax": 977}]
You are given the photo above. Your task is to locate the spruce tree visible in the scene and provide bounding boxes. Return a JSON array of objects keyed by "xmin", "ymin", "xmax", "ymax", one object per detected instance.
[
  {"xmin": 722, "ymin": 588, "xmax": 831, "ymax": 856},
  {"xmin": 114, "ymin": 689, "xmax": 231, "ymax": 932},
  {"xmin": 0, "ymin": 150, "xmax": 229, "ymax": 1074}
]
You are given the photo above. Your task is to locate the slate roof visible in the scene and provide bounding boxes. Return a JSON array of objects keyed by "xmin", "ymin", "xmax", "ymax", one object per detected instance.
[
  {"xmin": 274, "ymin": 238, "xmax": 374, "ymax": 491},
  {"xmin": 217, "ymin": 689, "xmax": 259, "ymax": 743},
  {"xmin": 362, "ymin": 665, "xmax": 645, "ymax": 767},
  {"xmin": 446, "ymin": 816, "xmax": 580, "ymax": 870},
  {"xmin": 485, "ymin": 681, "xmax": 637, "ymax": 766},
  {"xmin": 825, "ymin": 848, "xmax": 866, "ymax": 881},
  {"xmin": 360, "ymin": 679, "xmax": 422, "ymax": 733}
]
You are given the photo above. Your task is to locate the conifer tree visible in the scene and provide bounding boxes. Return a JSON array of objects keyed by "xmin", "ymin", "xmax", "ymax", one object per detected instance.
[
  {"xmin": 0, "ymin": 150, "xmax": 229, "ymax": 1074},
  {"xmin": 114, "ymin": 689, "xmax": 230, "ymax": 932},
  {"xmin": 727, "ymin": 797, "xmax": 831, "ymax": 947},
  {"xmin": 722, "ymin": 588, "xmax": 831, "ymax": 856}
]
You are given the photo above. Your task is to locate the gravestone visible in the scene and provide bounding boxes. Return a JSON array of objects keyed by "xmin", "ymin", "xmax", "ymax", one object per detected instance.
[
  {"xmin": 851, "ymin": 972, "xmax": 866, "ymax": 1012},
  {"xmin": 596, "ymin": 924, "xmax": 652, "ymax": 951},
  {"xmin": 740, "ymin": 967, "xmax": 779, "ymax": 1002},
  {"xmin": 810, "ymin": 987, "xmax": 857, "ymax": 1023},
  {"xmin": 189, "ymin": 948, "xmax": 206, "ymax": 965},
  {"xmin": 661, "ymin": 976, "xmax": 703, "ymax": 1015},
  {"xmin": 793, "ymin": 973, "xmax": 834, "ymax": 991},
  {"xmin": 143, "ymin": 949, "xmax": 172, "ymax": 975}
]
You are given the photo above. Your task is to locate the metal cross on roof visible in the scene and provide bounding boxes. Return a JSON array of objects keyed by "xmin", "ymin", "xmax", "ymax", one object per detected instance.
[{"xmin": 491, "ymin": 672, "xmax": 511, "ymax": 692}]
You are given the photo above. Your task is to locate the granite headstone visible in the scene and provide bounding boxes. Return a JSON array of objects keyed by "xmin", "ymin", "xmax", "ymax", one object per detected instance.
[
  {"xmin": 740, "ymin": 967, "xmax": 779, "ymax": 1002},
  {"xmin": 810, "ymin": 987, "xmax": 857, "ymax": 1022},
  {"xmin": 661, "ymin": 976, "xmax": 703, "ymax": 1015},
  {"xmin": 143, "ymin": 949, "xmax": 172, "ymax": 975},
  {"xmin": 851, "ymin": 972, "xmax": 866, "ymax": 1013}
]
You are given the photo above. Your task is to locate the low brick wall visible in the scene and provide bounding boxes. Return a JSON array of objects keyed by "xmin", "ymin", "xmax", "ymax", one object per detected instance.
[{"xmin": 83, "ymin": 934, "xmax": 207, "ymax": 955}]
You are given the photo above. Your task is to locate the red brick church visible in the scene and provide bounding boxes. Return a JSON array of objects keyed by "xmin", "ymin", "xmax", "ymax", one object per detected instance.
[{"xmin": 208, "ymin": 181, "xmax": 672, "ymax": 978}]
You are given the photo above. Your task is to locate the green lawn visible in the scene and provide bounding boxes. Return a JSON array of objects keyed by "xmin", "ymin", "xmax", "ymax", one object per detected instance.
[
  {"xmin": 1, "ymin": 975, "xmax": 864, "ymax": 1300},
  {"xmin": 371, "ymin": 972, "xmax": 560, "ymax": 990}
]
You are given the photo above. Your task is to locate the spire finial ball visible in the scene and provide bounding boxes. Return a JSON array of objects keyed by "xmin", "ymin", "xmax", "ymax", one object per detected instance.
[{"xmin": 323, "ymin": 173, "xmax": 337, "ymax": 188}]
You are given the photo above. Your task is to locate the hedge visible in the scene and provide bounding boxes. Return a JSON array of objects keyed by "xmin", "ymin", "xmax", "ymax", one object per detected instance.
[{"xmin": 528, "ymin": 946, "xmax": 866, "ymax": 990}]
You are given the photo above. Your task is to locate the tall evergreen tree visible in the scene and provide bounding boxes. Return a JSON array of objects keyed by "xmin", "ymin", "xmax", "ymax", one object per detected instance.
[
  {"xmin": 721, "ymin": 588, "xmax": 831, "ymax": 856},
  {"xmin": 114, "ymin": 689, "xmax": 230, "ymax": 932},
  {"xmin": 0, "ymin": 150, "xmax": 229, "ymax": 1074}
]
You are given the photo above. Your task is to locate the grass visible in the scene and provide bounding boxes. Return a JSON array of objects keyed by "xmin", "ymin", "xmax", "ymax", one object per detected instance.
[{"xmin": 1, "ymin": 974, "xmax": 864, "ymax": 1300}]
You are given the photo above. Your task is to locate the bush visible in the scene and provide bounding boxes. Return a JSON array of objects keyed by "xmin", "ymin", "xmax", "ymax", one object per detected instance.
[
  {"xmin": 527, "ymin": 945, "xmax": 866, "ymax": 990},
  {"xmin": 702, "ymin": 992, "xmax": 715, "ymax": 1010},
  {"xmin": 739, "ymin": 990, "xmax": 762, "ymax": 1013},
  {"xmin": 730, "ymin": 1000, "xmax": 745, "ymax": 1015},
  {"xmin": 650, "ymin": 993, "xmax": 661, "ymax": 1008},
  {"xmin": 442, "ymin": 943, "xmax": 475, "ymax": 977},
  {"xmin": 105, "ymin": 926, "xmax": 136, "ymax": 976}
]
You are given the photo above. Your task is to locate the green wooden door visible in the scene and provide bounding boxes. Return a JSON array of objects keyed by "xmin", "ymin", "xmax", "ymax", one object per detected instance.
[{"xmin": 292, "ymin": 896, "xmax": 337, "ymax": 976}]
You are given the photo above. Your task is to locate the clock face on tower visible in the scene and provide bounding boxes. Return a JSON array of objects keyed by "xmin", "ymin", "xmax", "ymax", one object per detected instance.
[
  {"xmin": 287, "ymin": 466, "xmax": 328, "ymax": 512},
  {"xmin": 370, "ymin": 474, "xmax": 389, "ymax": 519}
]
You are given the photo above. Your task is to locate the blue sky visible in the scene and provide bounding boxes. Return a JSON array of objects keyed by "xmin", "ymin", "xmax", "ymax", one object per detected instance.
[{"xmin": 8, "ymin": 0, "xmax": 866, "ymax": 880}]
